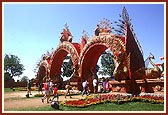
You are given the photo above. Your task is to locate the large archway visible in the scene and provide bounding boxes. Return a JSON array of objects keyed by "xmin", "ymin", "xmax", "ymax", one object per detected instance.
[
  {"xmin": 50, "ymin": 41, "xmax": 80, "ymax": 80},
  {"xmin": 36, "ymin": 6, "xmax": 161, "ymax": 94},
  {"xmin": 79, "ymin": 34, "xmax": 126, "ymax": 81}
]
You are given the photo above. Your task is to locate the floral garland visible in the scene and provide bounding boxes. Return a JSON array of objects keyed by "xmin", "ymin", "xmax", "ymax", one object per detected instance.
[{"xmin": 60, "ymin": 94, "xmax": 164, "ymax": 108}]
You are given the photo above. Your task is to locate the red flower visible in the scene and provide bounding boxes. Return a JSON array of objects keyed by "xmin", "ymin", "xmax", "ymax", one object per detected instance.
[{"xmin": 62, "ymin": 93, "xmax": 164, "ymax": 107}]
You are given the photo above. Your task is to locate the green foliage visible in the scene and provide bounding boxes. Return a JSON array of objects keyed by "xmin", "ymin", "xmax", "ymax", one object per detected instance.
[
  {"xmin": 4, "ymin": 88, "xmax": 16, "ymax": 92},
  {"xmin": 20, "ymin": 76, "xmax": 29, "ymax": 82},
  {"xmin": 4, "ymin": 54, "xmax": 25, "ymax": 78},
  {"xmin": 98, "ymin": 51, "xmax": 115, "ymax": 76},
  {"xmin": 61, "ymin": 56, "xmax": 73, "ymax": 78},
  {"xmin": 4, "ymin": 72, "xmax": 14, "ymax": 83}
]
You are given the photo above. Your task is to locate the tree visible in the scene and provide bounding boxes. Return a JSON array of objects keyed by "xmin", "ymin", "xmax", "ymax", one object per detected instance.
[
  {"xmin": 4, "ymin": 54, "xmax": 25, "ymax": 78},
  {"xmin": 20, "ymin": 76, "xmax": 29, "ymax": 82},
  {"xmin": 98, "ymin": 51, "xmax": 115, "ymax": 77},
  {"xmin": 4, "ymin": 72, "xmax": 14, "ymax": 83},
  {"xmin": 61, "ymin": 55, "xmax": 73, "ymax": 78}
]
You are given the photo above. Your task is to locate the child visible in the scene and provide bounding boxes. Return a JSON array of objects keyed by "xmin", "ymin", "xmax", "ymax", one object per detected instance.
[
  {"xmin": 65, "ymin": 84, "xmax": 72, "ymax": 98},
  {"xmin": 51, "ymin": 84, "xmax": 59, "ymax": 102}
]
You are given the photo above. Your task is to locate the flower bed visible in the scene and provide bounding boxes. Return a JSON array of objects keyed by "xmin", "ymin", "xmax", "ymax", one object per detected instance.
[{"xmin": 61, "ymin": 93, "xmax": 164, "ymax": 108}]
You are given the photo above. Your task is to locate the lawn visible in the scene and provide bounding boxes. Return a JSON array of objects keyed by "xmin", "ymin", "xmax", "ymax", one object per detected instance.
[
  {"xmin": 4, "ymin": 88, "xmax": 164, "ymax": 112},
  {"xmin": 5, "ymin": 101, "xmax": 164, "ymax": 111},
  {"xmin": 60, "ymin": 102, "xmax": 164, "ymax": 111}
]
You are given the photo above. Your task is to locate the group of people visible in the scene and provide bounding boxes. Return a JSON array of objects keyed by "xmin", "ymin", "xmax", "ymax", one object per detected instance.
[
  {"xmin": 41, "ymin": 79, "xmax": 73, "ymax": 103},
  {"xmin": 26, "ymin": 76, "xmax": 110, "ymax": 103},
  {"xmin": 98, "ymin": 78, "xmax": 110, "ymax": 93},
  {"xmin": 81, "ymin": 77, "xmax": 98, "ymax": 96},
  {"xmin": 41, "ymin": 79, "xmax": 59, "ymax": 103},
  {"xmin": 81, "ymin": 77, "xmax": 111, "ymax": 96}
]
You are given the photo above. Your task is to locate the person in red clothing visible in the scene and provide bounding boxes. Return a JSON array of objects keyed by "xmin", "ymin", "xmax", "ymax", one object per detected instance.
[
  {"xmin": 41, "ymin": 79, "xmax": 50, "ymax": 103},
  {"xmin": 51, "ymin": 84, "xmax": 59, "ymax": 102}
]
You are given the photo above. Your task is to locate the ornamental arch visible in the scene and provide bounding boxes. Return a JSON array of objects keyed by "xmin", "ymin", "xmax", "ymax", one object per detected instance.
[
  {"xmin": 49, "ymin": 41, "xmax": 80, "ymax": 81},
  {"xmin": 37, "ymin": 7, "xmax": 163, "ymax": 94},
  {"xmin": 79, "ymin": 34, "xmax": 126, "ymax": 81},
  {"xmin": 37, "ymin": 64, "xmax": 47, "ymax": 83}
]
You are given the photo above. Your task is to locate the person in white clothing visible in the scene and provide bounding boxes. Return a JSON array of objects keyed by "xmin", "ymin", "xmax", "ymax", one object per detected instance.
[
  {"xmin": 49, "ymin": 80, "xmax": 53, "ymax": 95},
  {"xmin": 93, "ymin": 78, "xmax": 98, "ymax": 93},
  {"xmin": 82, "ymin": 80, "xmax": 89, "ymax": 96}
]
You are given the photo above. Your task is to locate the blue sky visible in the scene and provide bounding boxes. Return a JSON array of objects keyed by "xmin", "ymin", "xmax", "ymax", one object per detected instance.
[{"xmin": 3, "ymin": 3, "xmax": 165, "ymax": 80}]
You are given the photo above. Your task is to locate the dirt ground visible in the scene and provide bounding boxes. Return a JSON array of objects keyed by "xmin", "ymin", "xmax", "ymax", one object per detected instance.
[{"xmin": 3, "ymin": 91, "xmax": 84, "ymax": 110}]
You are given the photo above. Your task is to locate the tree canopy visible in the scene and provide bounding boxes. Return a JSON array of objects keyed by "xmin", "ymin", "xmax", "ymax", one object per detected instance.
[
  {"xmin": 61, "ymin": 55, "xmax": 73, "ymax": 78},
  {"xmin": 20, "ymin": 76, "xmax": 29, "ymax": 82},
  {"xmin": 4, "ymin": 54, "xmax": 25, "ymax": 78},
  {"xmin": 98, "ymin": 51, "xmax": 115, "ymax": 77}
]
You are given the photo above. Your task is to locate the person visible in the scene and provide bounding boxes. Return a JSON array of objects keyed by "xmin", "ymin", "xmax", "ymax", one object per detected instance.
[
  {"xmin": 49, "ymin": 80, "xmax": 54, "ymax": 95},
  {"xmin": 98, "ymin": 84, "xmax": 101, "ymax": 93},
  {"xmin": 98, "ymin": 79, "xmax": 104, "ymax": 93},
  {"xmin": 102, "ymin": 78, "xmax": 106, "ymax": 93},
  {"xmin": 65, "ymin": 84, "xmax": 72, "ymax": 98},
  {"xmin": 38, "ymin": 82, "xmax": 43, "ymax": 94},
  {"xmin": 51, "ymin": 84, "xmax": 59, "ymax": 102},
  {"xmin": 41, "ymin": 79, "xmax": 50, "ymax": 103},
  {"xmin": 105, "ymin": 79, "xmax": 110, "ymax": 92},
  {"xmin": 93, "ymin": 78, "xmax": 98, "ymax": 94},
  {"xmin": 27, "ymin": 80, "xmax": 32, "ymax": 95},
  {"xmin": 82, "ymin": 80, "xmax": 89, "ymax": 96}
]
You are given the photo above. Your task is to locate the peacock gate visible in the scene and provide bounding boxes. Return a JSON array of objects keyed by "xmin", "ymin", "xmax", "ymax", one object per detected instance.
[{"xmin": 36, "ymin": 7, "xmax": 164, "ymax": 95}]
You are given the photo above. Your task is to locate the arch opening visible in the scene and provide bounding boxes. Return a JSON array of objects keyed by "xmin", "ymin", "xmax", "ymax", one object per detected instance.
[
  {"xmin": 50, "ymin": 49, "xmax": 68, "ymax": 78},
  {"xmin": 97, "ymin": 48, "xmax": 115, "ymax": 79},
  {"xmin": 81, "ymin": 44, "xmax": 108, "ymax": 80}
]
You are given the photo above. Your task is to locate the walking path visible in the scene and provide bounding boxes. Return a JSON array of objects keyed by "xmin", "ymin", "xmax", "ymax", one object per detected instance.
[{"xmin": 4, "ymin": 91, "xmax": 85, "ymax": 110}]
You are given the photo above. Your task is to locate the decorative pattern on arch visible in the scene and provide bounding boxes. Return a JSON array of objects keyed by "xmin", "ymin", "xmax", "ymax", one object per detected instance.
[
  {"xmin": 50, "ymin": 41, "xmax": 80, "ymax": 78},
  {"xmin": 37, "ymin": 62, "xmax": 48, "ymax": 83},
  {"xmin": 80, "ymin": 34, "xmax": 126, "ymax": 64},
  {"xmin": 79, "ymin": 34, "xmax": 126, "ymax": 80}
]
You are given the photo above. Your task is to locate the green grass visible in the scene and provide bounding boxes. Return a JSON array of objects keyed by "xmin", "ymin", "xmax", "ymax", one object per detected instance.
[
  {"xmin": 4, "ymin": 88, "xmax": 164, "ymax": 111},
  {"xmin": 4, "ymin": 87, "xmax": 38, "ymax": 92},
  {"xmin": 4, "ymin": 88, "xmax": 17, "ymax": 92},
  {"xmin": 4, "ymin": 102, "xmax": 164, "ymax": 111},
  {"xmin": 4, "ymin": 105, "xmax": 57, "ymax": 111},
  {"xmin": 60, "ymin": 102, "xmax": 164, "ymax": 111}
]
